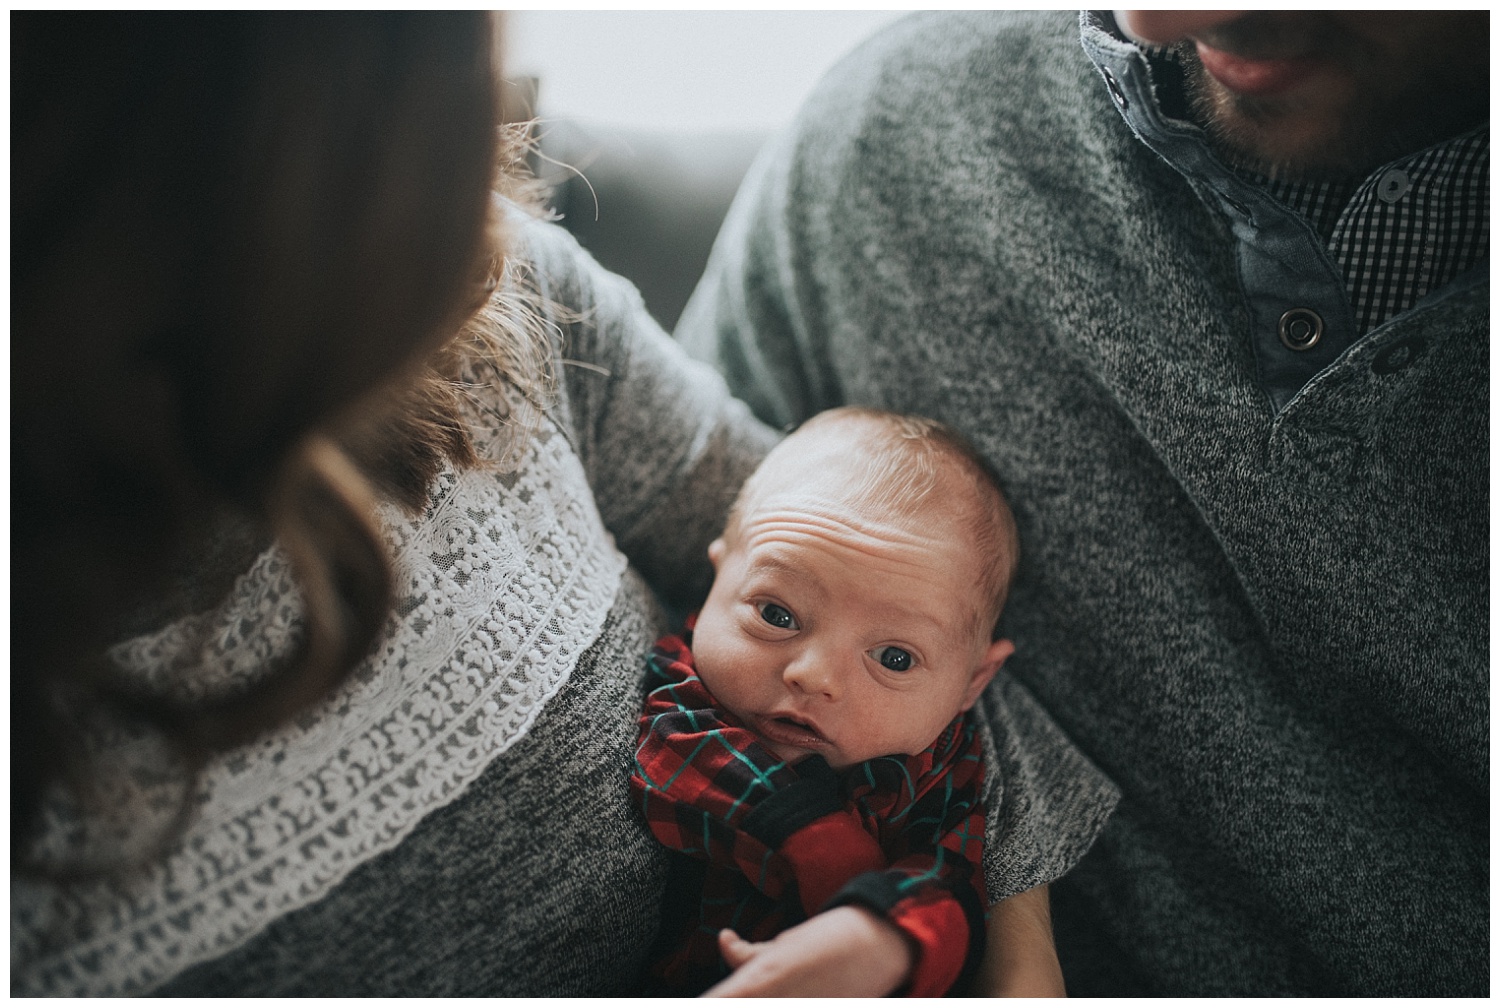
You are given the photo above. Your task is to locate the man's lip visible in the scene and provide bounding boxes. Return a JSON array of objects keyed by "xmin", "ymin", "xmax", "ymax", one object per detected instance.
[{"xmin": 1194, "ymin": 39, "xmax": 1320, "ymax": 97}]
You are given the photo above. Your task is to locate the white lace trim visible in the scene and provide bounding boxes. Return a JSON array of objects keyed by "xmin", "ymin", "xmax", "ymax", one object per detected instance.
[{"xmin": 11, "ymin": 404, "xmax": 627, "ymax": 996}]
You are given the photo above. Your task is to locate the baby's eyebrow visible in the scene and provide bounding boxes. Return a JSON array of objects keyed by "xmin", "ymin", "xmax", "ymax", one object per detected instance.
[
  {"xmin": 743, "ymin": 551, "xmax": 834, "ymax": 599},
  {"xmin": 745, "ymin": 553, "xmax": 811, "ymax": 582}
]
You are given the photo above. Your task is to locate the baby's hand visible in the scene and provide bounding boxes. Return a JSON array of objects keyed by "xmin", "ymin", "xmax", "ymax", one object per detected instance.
[{"xmin": 702, "ymin": 905, "xmax": 913, "ymax": 997}]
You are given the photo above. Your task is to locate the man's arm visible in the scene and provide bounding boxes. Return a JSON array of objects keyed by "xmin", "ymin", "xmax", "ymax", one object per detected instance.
[
  {"xmin": 674, "ymin": 128, "xmax": 838, "ymax": 431},
  {"xmin": 974, "ymin": 884, "xmax": 1067, "ymax": 997}
]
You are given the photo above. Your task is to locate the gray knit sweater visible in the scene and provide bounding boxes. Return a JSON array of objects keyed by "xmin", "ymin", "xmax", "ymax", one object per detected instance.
[
  {"xmin": 678, "ymin": 10, "xmax": 1488, "ymax": 996},
  {"xmin": 14, "ymin": 210, "xmax": 1116, "ymax": 996}
]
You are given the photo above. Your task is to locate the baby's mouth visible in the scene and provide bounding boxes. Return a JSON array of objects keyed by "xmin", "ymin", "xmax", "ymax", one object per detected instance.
[{"xmin": 755, "ymin": 712, "xmax": 829, "ymax": 750}]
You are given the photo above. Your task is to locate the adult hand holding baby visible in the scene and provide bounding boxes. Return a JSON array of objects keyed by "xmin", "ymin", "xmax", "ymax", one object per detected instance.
[{"xmin": 705, "ymin": 906, "xmax": 912, "ymax": 997}]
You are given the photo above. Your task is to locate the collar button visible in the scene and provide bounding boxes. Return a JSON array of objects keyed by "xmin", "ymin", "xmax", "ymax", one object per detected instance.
[
  {"xmin": 1278, "ymin": 308, "xmax": 1325, "ymax": 351},
  {"xmin": 1377, "ymin": 168, "xmax": 1412, "ymax": 204}
]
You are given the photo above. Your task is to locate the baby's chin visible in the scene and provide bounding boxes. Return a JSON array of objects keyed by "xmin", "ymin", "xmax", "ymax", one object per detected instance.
[
  {"xmin": 745, "ymin": 718, "xmax": 906, "ymax": 770},
  {"xmin": 756, "ymin": 735, "xmax": 831, "ymax": 768},
  {"xmin": 766, "ymin": 740, "xmax": 874, "ymax": 772}
]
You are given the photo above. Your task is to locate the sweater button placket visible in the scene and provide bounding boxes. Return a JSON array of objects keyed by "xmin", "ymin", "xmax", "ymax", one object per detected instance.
[{"xmin": 1373, "ymin": 336, "xmax": 1427, "ymax": 374}]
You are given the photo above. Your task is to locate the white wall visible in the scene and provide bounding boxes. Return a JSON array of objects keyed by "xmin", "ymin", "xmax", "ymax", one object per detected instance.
[{"xmin": 504, "ymin": 11, "xmax": 911, "ymax": 134}]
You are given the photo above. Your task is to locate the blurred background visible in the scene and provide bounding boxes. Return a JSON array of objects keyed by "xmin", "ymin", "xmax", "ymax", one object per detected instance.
[{"xmin": 503, "ymin": 11, "xmax": 911, "ymax": 330}]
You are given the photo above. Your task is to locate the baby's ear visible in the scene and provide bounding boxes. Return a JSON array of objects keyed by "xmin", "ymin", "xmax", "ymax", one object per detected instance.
[
  {"xmin": 708, "ymin": 537, "xmax": 726, "ymax": 570},
  {"xmin": 961, "ymin": 638, "xmax": 1015, "ymax": 711}
]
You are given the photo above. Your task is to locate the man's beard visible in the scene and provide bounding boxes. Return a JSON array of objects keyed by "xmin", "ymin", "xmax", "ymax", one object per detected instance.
[{"xmin": 1170, "ymin": 26, "xmax": 1486, "ymax": 182}]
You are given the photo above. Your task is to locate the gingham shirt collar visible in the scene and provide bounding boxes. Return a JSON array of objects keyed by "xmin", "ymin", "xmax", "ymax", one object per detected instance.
[
  {"xmin": 1140, "ymin": 40, "xmax": 1489, "ymax": 338},
  {"xmin": 1252, "ymin": 129, "xmax": 1489, "ymax": 334}
]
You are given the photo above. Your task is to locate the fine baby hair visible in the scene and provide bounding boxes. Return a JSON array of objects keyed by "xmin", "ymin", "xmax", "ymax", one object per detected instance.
[{"xmin": 726, "ymin": 405, "xmax": 1020, "ymax": 637}]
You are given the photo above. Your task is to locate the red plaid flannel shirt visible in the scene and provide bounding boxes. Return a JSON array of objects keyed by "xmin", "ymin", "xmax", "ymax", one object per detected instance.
[{"xmin": 629, "ymin": 628, "xmax": 989, "ymax": 996}]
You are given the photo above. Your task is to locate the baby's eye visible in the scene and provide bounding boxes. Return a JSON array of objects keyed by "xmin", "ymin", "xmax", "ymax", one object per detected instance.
[
  {"xmin": 874, "ymin": 646, "xmax": 913, "ymax": 672},
  {"xmin": 759, "ymin": 603, "xmax": 798, "ymax": 630}
]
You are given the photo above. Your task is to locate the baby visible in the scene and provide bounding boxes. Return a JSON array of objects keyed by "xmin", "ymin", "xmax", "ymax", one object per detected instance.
[{"xmin": 631, "ymin": 406, "xmax": 1024, "ymax": 996}]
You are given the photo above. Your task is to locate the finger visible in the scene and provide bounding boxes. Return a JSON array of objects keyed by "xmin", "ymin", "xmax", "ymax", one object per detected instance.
[
  {"xmin": 702, "ymin": 971, "xmax": 754, "ymax": 998},
  {"xmin": 718, "ymin": 928, "xmax": 757, "ymax": 968}
]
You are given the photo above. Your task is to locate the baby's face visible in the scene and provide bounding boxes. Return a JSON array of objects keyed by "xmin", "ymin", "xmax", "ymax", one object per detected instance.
[{"xmin": 692, "ymin": 459, "xmax": 1013, "ymax": 771}]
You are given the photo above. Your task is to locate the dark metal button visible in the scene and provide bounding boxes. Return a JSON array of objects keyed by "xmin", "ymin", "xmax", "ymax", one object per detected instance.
[
  {"xmin": 1103, "ymin": 68, "xmax": 1128, "ymax": 110},
  {"xmin": 1372, "ymin": 336, "xmax": 1426, "ymax": 374},
  {"xmin": 1278, "ymin": 308, "xmax": 1324, "ymax": 351}
]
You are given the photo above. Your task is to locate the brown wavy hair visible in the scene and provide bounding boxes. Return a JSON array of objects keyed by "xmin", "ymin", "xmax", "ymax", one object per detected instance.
[{"xmin": 12, "ymin": 13, "xmax": 546, "ymax": 871}]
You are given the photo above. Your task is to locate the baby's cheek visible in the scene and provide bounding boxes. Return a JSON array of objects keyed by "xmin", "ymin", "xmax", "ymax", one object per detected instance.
[
  {"xmin": 691, "ymin": 631, "xmax": 748, "ymax": 713},
  {"xmin": 689, "ymin": 610, "xmax": 730, "ymax": 681}
]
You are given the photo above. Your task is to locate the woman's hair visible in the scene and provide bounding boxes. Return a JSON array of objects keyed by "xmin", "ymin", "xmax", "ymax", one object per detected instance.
[{"xmin": 12, "ymin": 13, "xmax": 543, "ymax": 868}]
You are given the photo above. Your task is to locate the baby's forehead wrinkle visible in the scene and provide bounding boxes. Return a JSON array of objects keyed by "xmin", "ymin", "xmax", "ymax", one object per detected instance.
[
  {"xmin": 742, "ymin": 530, "xmax": 963, "ymax": 643},
  {"xmin": 739, "ymin": 505, "xmax": 950, "ymax": 565},
  {"xmin": 745, "ymin": 488, "xmax": 954, "ymax": 542},
  {"xmin": 733, "ymin": 495, "xmax": 998, "ymax": 647}
]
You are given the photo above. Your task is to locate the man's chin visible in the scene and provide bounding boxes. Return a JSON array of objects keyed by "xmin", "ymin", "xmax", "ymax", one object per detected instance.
[
  {"xmin": 1186, "ymin": 64, "xmax": 1381, "ymax": 180},
  {"xmin": 1178, "ymin": 41, "xmax": 1486, "ymax": 181},
  {"xmin": 1203, "ymin": 106, "xmax": 1357, "ymax": 181}
]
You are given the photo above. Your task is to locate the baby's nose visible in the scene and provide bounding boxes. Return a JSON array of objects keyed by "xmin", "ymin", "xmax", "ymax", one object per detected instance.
[{"xmin": 783, "ymin": 651, "xmax": 842, "ymax": 699}]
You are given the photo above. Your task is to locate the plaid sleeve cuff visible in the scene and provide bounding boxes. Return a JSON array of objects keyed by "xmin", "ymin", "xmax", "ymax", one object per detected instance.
[{"xmin": 826, "ymin": 870, "xmax": 987, "ymax": 997}]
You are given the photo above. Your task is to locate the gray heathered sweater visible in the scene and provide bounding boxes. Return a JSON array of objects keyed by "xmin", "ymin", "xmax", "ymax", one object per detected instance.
[
  {"xmin": 16, "ymin": 211, "xmax": 1116, "ymax": 996},
  {"xmin": 677, "ymin": 10, "xmax": 1488, "ymax": 996}
]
